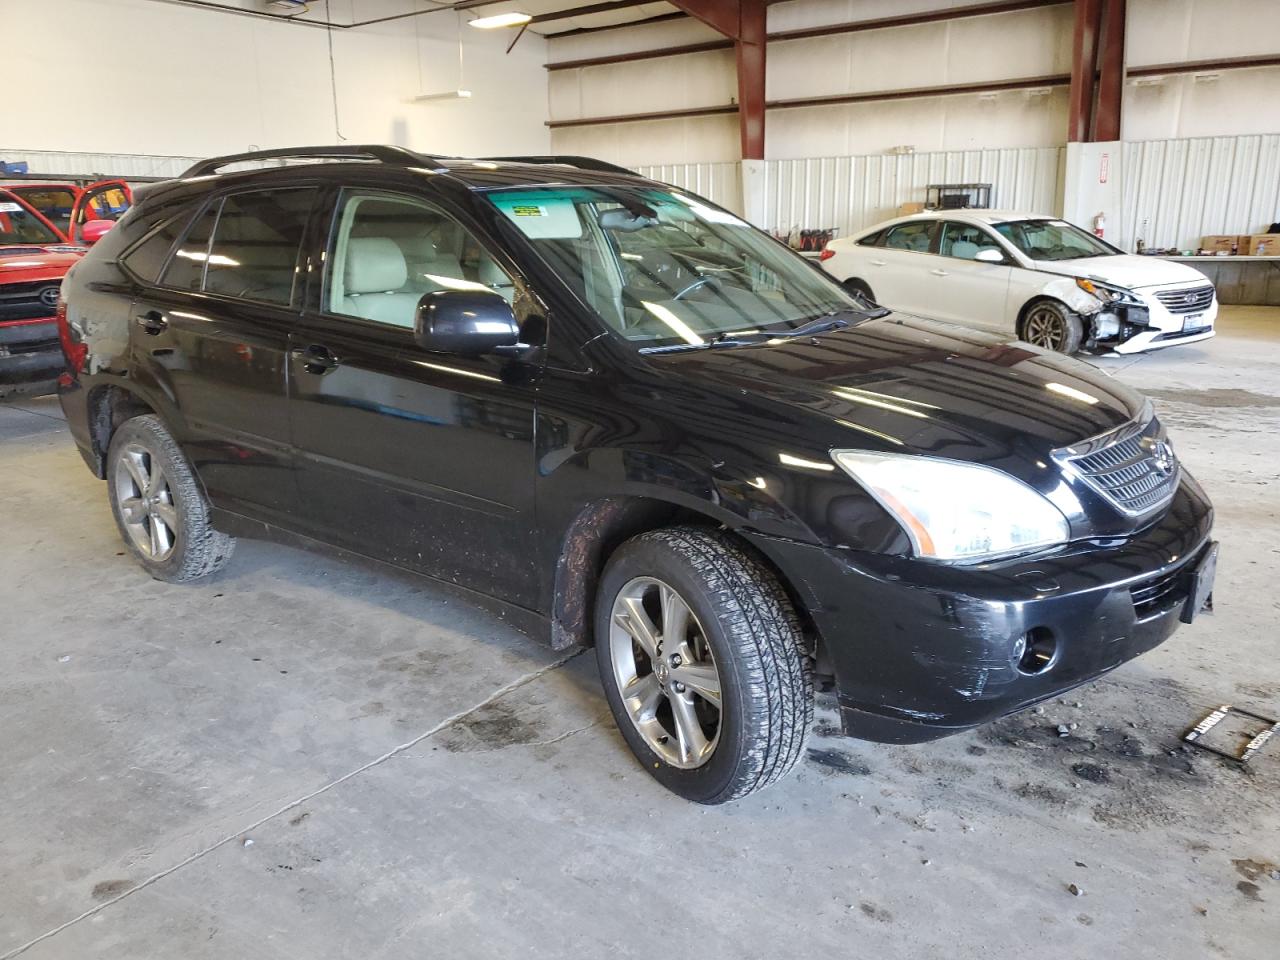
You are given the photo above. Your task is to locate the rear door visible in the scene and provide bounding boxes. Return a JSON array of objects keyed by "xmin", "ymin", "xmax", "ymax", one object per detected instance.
[
  {"xmin": 128, "ymin": 184, "xmax": 319, "ymax": 521},
  {"xmin": 69, "ymin": 180, "xmax": 133, "ymax": 245},
  {"xmin": 287, "ymin": 184, "xmax": 541, "ymax": 607},
  {"xmin": 863, "ymin": 220, "xmax": 939, "ymax": 315}
]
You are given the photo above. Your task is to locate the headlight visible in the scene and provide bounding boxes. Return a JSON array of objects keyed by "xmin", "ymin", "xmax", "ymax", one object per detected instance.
[
  {"xmin": 1075, "ymin": 277, "xmax": 1137, "ymax": 304},
  {"xmin": 831, "ymin": 450, "xmax": 1070, "ymax": 562}
]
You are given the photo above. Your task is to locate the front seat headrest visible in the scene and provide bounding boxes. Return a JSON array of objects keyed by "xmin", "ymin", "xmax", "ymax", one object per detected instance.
[{"xmin": 345, "ymin": 237, "xmax": 408, "ymax": 294}]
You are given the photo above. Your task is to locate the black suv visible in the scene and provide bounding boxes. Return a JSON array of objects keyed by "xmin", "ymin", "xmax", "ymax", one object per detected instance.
[{"xmin": 57, "ymin": 146, "xmax": 1216, "ymax": 803}]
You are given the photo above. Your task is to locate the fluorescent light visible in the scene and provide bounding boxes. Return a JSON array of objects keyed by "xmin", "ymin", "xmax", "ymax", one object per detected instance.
[
  {"xmin": 469, "ymin": 12, "xmax": 531, "ymax": 29},
  {"xmin": 413, "ymin": 90, "xmax": 472, "ymax": 102}
]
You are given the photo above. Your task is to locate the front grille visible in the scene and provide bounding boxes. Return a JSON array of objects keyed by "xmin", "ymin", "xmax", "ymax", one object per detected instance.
[
  {"xmin": 1130, "ymin": 566, "xmax": 1187, "ymax": 618},
  {"xmin": 0, "ymin": 280, "xmax": 61, "ymax": 322},
  {"xmin": 1154, "ymin": 284, "xmax": 1215, "ymax": 315},
  {"xmin": 1056, "ymin": 418, "xmax": 1180, "ymax": 517}
]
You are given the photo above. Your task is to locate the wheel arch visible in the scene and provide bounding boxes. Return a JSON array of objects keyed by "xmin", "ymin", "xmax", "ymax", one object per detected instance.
[
  {"xmin": 550, "ymin": 496, "xmax": 819, "ymax": 658},
  {"xmin": 84, "ymin": 383, "xmax": 159, "ymax": 478}
]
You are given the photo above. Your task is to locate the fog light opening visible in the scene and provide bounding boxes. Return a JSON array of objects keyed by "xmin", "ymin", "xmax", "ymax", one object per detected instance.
[{"xmin": 1013, "ymin": 627, "xmax": 1058, "ymax": 675}]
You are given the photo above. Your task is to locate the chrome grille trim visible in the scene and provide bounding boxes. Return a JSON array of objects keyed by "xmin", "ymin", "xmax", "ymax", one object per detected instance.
[
  {"xmin": 1053, "ymin": 415, "xmax": 1180, "ymax": 518},
  {"xmin": 1153, "ymin": 284, "xmax": 1215, "ymax": 315}
]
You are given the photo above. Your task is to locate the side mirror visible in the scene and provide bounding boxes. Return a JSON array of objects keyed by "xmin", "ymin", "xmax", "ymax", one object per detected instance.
[
  {"xmin": 974, "ymin": 247, "xmax": 1005, "ymax": 263},
  {"xmin": 414, "ymin": 289, "xmax": 520, "ymax": 356},
  {"xmin": 80, "ymin": 219, "xmax": 115, "ymax": 245}
]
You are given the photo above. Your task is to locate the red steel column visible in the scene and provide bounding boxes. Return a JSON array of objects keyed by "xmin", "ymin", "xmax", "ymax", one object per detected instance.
[
  {"xmin": 668, "ymin": 0, "xmax": 768, "ymax": 160},
  {"xmin": 1094, "ymin": 0, "xmax": 1126, "ymax": 141},
  {"xmin": 736, "ymin": 0, "xmax": 767, "ymax": 159},
  {"xmin": 1068, "ymin": 0, "xmax": 1102, "ymax": 141}
]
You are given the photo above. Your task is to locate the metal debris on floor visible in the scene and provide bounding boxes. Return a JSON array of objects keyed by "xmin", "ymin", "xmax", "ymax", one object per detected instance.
[{"xmin": 1183, "ymin": 704, "xmax": 1279, "ymax": 763}]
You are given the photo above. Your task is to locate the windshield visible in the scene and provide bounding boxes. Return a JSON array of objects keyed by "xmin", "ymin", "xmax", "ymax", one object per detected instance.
[
  {"xmin": 0, "ymin": 196, "xmax": 61, "ymax": 247},
  {"xmin": 485, "ymin": 186, "xmax": 862, "ymax": 347},
  {"xmin": 994, "ymin": 219, "xmax": 1117, "ymax": 261},
  {"xmin": 10, "ymin": 187, "xmax": 76, "ymax": 234}
]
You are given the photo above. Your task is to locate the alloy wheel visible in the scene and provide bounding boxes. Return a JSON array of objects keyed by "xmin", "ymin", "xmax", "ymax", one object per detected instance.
[
  {"xmin": 1024, "ymin": 307, "xmax": 1067, "ymax": 350},
  {"xmin": 608, "ymin": 576, "xmax": 723, "ymax": 769},
  {"xmin": 114, "ymin": 443, "xmax": 178, "ymax": 561}
]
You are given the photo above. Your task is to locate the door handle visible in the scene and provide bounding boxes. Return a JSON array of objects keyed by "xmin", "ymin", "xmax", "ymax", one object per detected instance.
[
  {"xmin": 870, "ymin": 259, "xmax": 887, "ymax": 267},
  {"xmin": 930, "ymin": 269, "xmax": 949, "ymax": 277},
  {"xmin": 135, "ymin": 310, "xmax": 168, "ymax": 335},
  {"xmin": 291, "ymin": 343, "xmax": 340, "ymax": 375}
]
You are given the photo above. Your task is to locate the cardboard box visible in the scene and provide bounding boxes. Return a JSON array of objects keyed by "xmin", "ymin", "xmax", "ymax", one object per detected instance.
[
  {"xmin": 898, "ymin": 202, "xmax": 926, "ymax": 216},
  {"xmin": 1241, "ymin": 234, "xmax": 1280, "ymax": 256},
  {"xmin": 1200, "ymin": 235, "xmax": 1240, "ymax": 254}
]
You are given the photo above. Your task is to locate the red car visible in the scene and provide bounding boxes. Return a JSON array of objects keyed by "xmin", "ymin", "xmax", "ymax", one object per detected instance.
[{"xmin": 0, "ymin": 181, "xmax": 131, "ymax": 387}]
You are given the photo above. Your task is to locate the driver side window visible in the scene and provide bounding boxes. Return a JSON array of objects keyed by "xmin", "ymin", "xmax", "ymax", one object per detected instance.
[
  {"xmin": 326, "ymin": 191, "xmax": 515, "ymax": 330},
  {"xmin": 938, "ymin": 221, "xmax": 1002, "ymax": 261}
]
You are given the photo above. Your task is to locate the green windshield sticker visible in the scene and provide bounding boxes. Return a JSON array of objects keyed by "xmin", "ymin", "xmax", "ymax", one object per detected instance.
[{"xmin": 491, "ymin": 192, "xmax": 584, "ymax": 240}]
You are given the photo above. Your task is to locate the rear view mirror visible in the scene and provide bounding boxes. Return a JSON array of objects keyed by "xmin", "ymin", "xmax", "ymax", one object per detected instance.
[
  {"xmin": 974, "ymin": 247, "xmax": 1004, "ymax": 263},
  {"xmin": 415, "ymin": 290, "xmax": 520, "ymax": 356},
  {"xmin": 598, "ymin": 208, "xmax": 658, "ymax": 232},
  {"xmin": 80, "ymin": 219, "xmax": 115, "ymax": 245}
]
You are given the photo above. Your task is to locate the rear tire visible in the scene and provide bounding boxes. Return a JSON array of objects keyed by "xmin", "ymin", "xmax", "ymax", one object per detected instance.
[
  {"xmin": 595, "ymin": 526, "xmax": 812, "ymax": 804},
  {"xmin": 106, "ymin": 415, "xmax": 235, "ymax": 582},
  {"xmin": 1020, "ymin": 299, "xmax": 1084, "ymax": 354}
]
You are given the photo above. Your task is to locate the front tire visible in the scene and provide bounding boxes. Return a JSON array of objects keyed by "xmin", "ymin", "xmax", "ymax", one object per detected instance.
[
  {"xmin": 1021, "ymin": 299, "xmax": 1084, "ymax": 353},
  {"xmin": 107, "ymin": 415, "xmax": 235, "ymax": 582},
  {"xmin": 595, "ymin": 526, "xmax": 812, "ymax": 803}
]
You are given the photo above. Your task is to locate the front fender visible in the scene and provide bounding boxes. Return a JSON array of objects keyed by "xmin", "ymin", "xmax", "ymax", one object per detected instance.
[{"xmin": 1040, "ymin": 275, "xmax": 1104, "ymax": 315}]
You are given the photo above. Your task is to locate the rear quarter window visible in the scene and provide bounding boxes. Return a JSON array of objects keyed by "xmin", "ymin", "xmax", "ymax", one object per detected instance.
[{"xmin": 120, "ymin": 201, "xmax": 203, "ymax": 283}]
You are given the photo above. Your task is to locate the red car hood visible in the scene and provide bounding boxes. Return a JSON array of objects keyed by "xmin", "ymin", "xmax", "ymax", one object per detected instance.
[{"xmin": 0, "ymin": 246, "xmax": 85, "ymax": 285}]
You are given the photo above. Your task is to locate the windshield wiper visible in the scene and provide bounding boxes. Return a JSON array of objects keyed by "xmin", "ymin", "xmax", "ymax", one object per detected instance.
[{"xmin": 637, "ymin": 309, "xmax": 884, "ymax": 354}]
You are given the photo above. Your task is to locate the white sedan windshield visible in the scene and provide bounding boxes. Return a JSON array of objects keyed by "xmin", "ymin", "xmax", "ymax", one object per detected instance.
[
  {"xmin": 486, "ymin": 186, "xmax": 861, "ymax": 347},
  {"xmin": 994, "ymin": 219, "xmax": 1118, "ymax": 261}
]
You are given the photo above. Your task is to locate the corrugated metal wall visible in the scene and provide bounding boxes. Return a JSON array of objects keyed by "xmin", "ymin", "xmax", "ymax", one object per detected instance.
[
  {"xmin": 0, "ymin": 148, "xmax": 198, "ymax": 180},
  {"xmin": 762, "ymin": 147, "xmax": 1067, "ymax": 238},
  {"xmin": 635, "ymin": 161, "xmax": 744, "ymax": 215},
  {"xmin": 1122, "ymin": 135, "xmax": 1280, "ymax": 251}
]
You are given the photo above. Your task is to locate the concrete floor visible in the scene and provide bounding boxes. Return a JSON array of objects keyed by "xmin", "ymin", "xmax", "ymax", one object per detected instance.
[{"xmin": 2, "ymin": 307, "xmax": 1277, "ymax": 959}]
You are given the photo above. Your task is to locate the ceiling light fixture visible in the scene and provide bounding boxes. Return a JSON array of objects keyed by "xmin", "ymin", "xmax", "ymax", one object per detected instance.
[
  {"xmin": 468, "ymin": 12, "xmax": 532, "ymax": 29},
  {"xmin": 413, "ymin": 90, "xmax": 473, "ymax": 102}
]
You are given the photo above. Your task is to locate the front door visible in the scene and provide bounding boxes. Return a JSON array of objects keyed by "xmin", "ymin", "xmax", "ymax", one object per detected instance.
[
  {"xmin": 69, "ymin": 180, "xmax": 133, "ymax": 245},
  {"xmin": 927, "ymin": 221, "xmax": 1013, "ymax": 331},
  {"xmin": 131, "ymin": 185, "xmax": 318, "ymax": 521},
  {"xmin": 288, "ymin": 187, "xmax": 541, "ymax": 607}
]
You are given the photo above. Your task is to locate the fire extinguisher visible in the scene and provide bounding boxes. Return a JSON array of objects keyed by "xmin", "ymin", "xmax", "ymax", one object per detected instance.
[{"xmin": 1093, "ymin": 212, "xmax": 1106, "ymax": 238}]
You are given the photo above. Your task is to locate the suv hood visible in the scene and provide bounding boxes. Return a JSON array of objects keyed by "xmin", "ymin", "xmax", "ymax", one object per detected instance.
[
  {"xmin": 1031, "ymin": 253, "xmax": 1209, "ymax": 290},
  {"xmin": 653, "ymin": 314, "xmax": 1146, "ymax": 483}
]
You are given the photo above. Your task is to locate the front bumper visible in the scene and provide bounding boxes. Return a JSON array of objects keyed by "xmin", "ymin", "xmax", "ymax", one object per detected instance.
[
  {"xmin": 1110, "ymin": 284, "xmax": 1218, "ymax": 354},
  {"xmin": 746, "ymin": 477, "xmax": 1214, "ymax": 744},
  {"xmin": 0, "ymin": 318, "xmax": 63, "ymax": 385}
]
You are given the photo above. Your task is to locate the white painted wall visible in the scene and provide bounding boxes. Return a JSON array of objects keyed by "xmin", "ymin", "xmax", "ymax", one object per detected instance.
[
  {"xmin": 548, "ymin": 0, "xmax": 1280, "ymax": 166},
  {"xmin": 3, "ymin": 0, "xmax": 549, "ymax": 162},
  {"xmin": 1124, "ymin": 0, "xmax": 1280, "ymax": 140}
]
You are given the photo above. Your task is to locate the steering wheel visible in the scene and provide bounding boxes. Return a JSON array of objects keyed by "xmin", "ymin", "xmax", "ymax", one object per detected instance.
[{"xmin": 672, "ymin": 274, "xmax": 721, "ymax": 301}]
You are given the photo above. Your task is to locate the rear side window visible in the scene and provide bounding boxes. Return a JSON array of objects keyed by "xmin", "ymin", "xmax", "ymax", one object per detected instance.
[
  {"xmin": 203, "ymin": 188, "xmax": 316, "ymax": 305},
  {"xmin": 161, "ymin": 203, "xmax": 218, "ymax": 291},
  {"xmin": 857, "ymin": 229, "xmax": 884, "ymax": 246}
]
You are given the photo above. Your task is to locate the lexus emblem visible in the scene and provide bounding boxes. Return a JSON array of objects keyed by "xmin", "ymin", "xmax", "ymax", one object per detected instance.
[
  {"xmin": 1150, "ymin": 440, "xmax": 1175, "ymax": 476},
  {"xmin": 39, "ymin": 286, "xmax": 60, "ymax": 308}
]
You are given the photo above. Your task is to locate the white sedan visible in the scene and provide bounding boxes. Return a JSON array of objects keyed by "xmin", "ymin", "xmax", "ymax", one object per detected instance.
[{"xmin": 820, "ymin": 211, "xmax": 1217, "ymax": 354}]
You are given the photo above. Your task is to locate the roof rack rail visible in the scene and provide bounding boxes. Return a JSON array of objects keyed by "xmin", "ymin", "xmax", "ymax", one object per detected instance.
[
  {"xmin": 180, "ymin": 145, "xmax": 441, "ymax": 179},
  {"xmin": 482, "ymin": 155, "xmax": 638, "ymax": 177}
]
